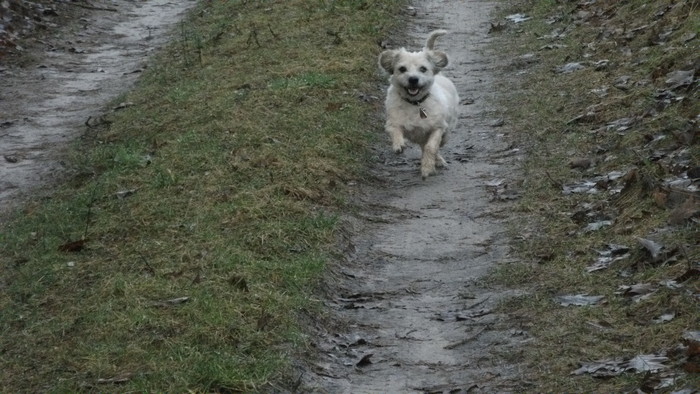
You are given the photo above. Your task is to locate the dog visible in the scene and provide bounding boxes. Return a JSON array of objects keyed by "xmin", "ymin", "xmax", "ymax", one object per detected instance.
[{"xmin": 378, "ymin": 30, "xmax": 459, "ymax": 179}]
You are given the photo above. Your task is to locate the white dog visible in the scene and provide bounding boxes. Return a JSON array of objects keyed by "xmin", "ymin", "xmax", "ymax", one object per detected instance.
[{"xmin": 378, "ymin": 30, "xmax": 459, "ymax": 179}]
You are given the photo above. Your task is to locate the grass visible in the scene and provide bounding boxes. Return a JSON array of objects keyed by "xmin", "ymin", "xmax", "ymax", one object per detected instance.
[
  {"xmin": 0, "ymin": 0, "xmax": 407, "ymax": 391},
  {"xmin": 490, "ymin": 0, "xmax": 699, "ymax": 391}
]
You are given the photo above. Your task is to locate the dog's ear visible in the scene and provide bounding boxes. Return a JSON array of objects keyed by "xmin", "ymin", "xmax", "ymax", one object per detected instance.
[
  {"xmin": 428, "ymin": 50, "xmax": 449, "ymax": 71},
  {"xmin": 378, "ymin": 50, "xmax": 398, "ymax": 74}
]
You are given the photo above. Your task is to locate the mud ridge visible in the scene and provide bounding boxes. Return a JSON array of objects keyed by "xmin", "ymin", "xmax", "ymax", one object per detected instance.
[
  {"xmin": 300, "ymin": 1, "xmax": 528, "ymax": 392},
  {"xmin": 0, "ymin": 0, "xmax": 196, "ymax": 217}
]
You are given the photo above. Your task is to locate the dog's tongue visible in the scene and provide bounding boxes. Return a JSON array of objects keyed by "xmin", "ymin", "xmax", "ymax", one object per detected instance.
[{"xmin": 408, "ymin": 88, "xmax": 420, "ymax": 96}]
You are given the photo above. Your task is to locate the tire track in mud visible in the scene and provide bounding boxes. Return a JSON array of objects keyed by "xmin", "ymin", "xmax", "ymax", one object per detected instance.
[
  {"xmin": 0, "ymin": 0, "xmax": 196, "ymax": 217},
  {"xmin": 302, "ymin": 1, "xmax": 527, "ymax": 392}
]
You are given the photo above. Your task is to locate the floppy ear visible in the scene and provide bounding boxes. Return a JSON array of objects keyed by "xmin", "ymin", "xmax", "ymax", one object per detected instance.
[
  {"xmin": 378, "ymin": 50, "xmax": 398, "ymax": 74},
  {"xmin": 428, "ymin": 50, "xmax": 449, "ymax": 71}
]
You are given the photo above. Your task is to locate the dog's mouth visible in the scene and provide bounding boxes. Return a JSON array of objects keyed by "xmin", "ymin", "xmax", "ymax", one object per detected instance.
[{"xmin": 406, "ymin": 87, "xmax": 421, "ymax": 96}]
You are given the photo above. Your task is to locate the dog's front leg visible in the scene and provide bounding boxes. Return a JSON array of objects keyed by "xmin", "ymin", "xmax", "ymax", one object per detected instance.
[
  {"xmin": 421, "ymin": 129, "xmax": 444, "ymax": 179},
  {"xmin": 386, "ymin": 124, "xmax": 406, "ymax": 154}
]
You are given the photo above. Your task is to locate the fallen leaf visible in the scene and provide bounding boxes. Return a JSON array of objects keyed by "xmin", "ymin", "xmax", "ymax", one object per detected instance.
[
  {"xmin": 674, "ymin": 267, "xmax": 700, "ymax": 283},
  {"xmin": 115, "ymin": 189, "xmax": 138, "ymax": 199},
  {"xmin": 555, "ymin": 62, "xmax": 586, "ymax": 73},
  {"xmin": 665, "ymin": 69, "xmax": 695, "ymax": 90},
  {"xmin": 96, "ymin": 375, "xmax": 131, "ymax": 384},
  {"xmin": 58, "ymin": 239, "xmax": 87, "ymax": 252},
  {"xmin": 490, "ymin": 118, "xmax": 505, "ymax": 127},
  {"xmin": 636, "ymin": 237, "xmax": 664, "ymax": 262},
  {"xmin": 569, "ymin": 158, "xmax": 592, "ymax": 170},
  {"xmin": 652, "ymin": 312, "xmax": 675, "ymax": 324},
  {"xmin": 573, "ymin": 354, "xmax": 668, "ymax": 377},
  {"xmin": 356, "ymin": 353, "xmax": 373, "ymax": 367},
  {"xmin": 584, "ymin": 220, "xmax": 612, "ymax": 232},
  {"xmin": 505, "ymin": 13, "xmax": 531, "ymax": 23},
  {"xmin": 626, "ymin": 354, "xmax": 669, "ymax": 373},
  {"xmin": 150, "ymin": 296, "xmax": 190, "ymax": 308},
  {"xmin": 617, "ymin": 283, "xmax": 657, "ymax": 302},
  {"xmin": 555, "ymin": 294, "xmax": 605, "ymax": 307},
  {"xmin": 587, "ymin": 244, "xmax": 630, "ymax": 272}
]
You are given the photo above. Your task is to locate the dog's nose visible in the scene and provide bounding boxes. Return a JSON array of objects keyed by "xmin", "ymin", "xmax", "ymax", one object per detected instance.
[{"xmin": 408, "ymin": 77, "xmax": 419, "ymax": 86}]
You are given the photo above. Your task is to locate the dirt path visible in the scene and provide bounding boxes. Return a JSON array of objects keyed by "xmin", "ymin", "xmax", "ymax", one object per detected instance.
[
  {"xmin": 0, "ymin": 0, "xmax": 196, "ymax": 217},
  {"xmin": 301, "ymin": 1, "xmax": 527, "ymax": 392}
]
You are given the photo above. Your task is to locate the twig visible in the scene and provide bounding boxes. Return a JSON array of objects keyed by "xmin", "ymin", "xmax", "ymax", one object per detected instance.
[
  {"xmin": 67, "ymin": 3, "xmax": 118, "ymax": 12},
  {"xmin": 247, "ymin": 29, "xmax": 261, "ymax": 48},
  {"xmin": 466, "ymin": 295, "xmax": 491, "ymax": 310},
  {"xmin": 267, "ymin": 23, "xmax": 279, "ymax": 39},
  {"xmin": 83, "ymin": 182, "xmax": 99, "ymax": 239},
  {"xmin": 443, "ymin": 326, "xmax": 487, "ymax": 350},
  {"xmin": 545, "ymin": 170, "xmax": 562, "ymax": 189},
  {"xmin": 139, "ymin": 254, "xmax": 155, "ymax": 275}
]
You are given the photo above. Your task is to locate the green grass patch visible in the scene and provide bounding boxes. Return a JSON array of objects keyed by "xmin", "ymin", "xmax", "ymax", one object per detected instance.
[{"xmin": 0, "ymin": 0, "xmax": 407, "ymax": 391}]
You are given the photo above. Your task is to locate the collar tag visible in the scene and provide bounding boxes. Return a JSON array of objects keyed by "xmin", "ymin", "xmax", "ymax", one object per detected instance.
[{"xmin": 419, "ymin": 107, "xmax": 427, "ymax": 119}]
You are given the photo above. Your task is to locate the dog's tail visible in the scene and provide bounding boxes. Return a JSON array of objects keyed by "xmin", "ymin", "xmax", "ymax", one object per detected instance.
[{"xmin": 425, "ymin": 29, "xmax": 447, "ymax": 50}]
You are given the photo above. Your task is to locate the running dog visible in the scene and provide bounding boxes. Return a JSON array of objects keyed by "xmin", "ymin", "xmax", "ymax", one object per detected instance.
[{"xmin": 378, "ymin": 30, "xmax": 459, "ymax": 179}]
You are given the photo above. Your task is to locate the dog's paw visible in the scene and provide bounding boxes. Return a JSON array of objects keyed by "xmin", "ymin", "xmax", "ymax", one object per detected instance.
[
  {"xmin": 421, "ymin": 165, "xmax": 436, "ymax": 180},
  {"xmin": 392, "ymin": 143, "xmax": 406, "ymax": 154}
]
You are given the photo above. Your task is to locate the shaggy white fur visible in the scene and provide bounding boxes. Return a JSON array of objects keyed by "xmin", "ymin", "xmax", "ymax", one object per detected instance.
[{"xmin": 378, "ymin": 30, "xmax": 459, "ymax": 179}]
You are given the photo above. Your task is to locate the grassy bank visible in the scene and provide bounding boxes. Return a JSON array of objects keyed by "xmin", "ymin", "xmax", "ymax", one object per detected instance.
[
  {"xmin": 491, "ymin": 0, "xmax": 699, "ymax": 391},
  {"xmin": 0, "ymin": 0, "xmax": 405, "ymax": 391}
]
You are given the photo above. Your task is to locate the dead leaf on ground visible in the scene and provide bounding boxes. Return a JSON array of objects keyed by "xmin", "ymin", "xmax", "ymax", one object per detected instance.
[
  {"xmin": 150, "ymin": 296, "xmax": 190, "ymax": 308},
  {"xmin": 555, "ymin": 62, "xmax": 586, "ymax": 73},
  {"xmin": 356, "ymin": 353, "xmax": 373, "ymax": 367},
  {"xmin": 115, "ymin": 188, "xmax": 138, "ymax": 199},
  {"xmin": 505, "ymin": 13, "xmax": 531, "ymax": 23},
  {"xmin": 674, "ymin": 267, "xmax": 700, "ymax": 283},
  {"xmin": 555, "ymin": 294, "xmax": 605, "ymax": 307},
  {"xmin": 665, "ymin": 69, "xmax": 695, "ymax": 90},
  {"xmin": 587, "ymin": 243, "xmax": 630, "ymax": 272},
  {"xmin": 96, "ymin": 375, "xmax": 131, "ymax": 384},
  {"xmin": 572, "ymin": 354, "xmax": 669, "ymax": 377},
  {"xmin": 58, "ymin": 239, "xmax": 87, "ymax": 252},
  {"xmin": 569, "ymin": 158, "xmax": 592, "ymax": 170},
  {"xmin": 636, "ymin": 237, "xmax": 665, "ymax": 262},
  {"xmin": 584, "ymin": 220, "xmax": 612, "ymax": 232},
  {"xmin": 616, "ymin": 283, "xmax": 657, "ymax": 302},
  {"xmin": 669, "ymin": 197, "xmax": 700, "ymax": 224},
  {"xmin": 651, "ymin": 312, "xmax": 675, "ymax": 324}
]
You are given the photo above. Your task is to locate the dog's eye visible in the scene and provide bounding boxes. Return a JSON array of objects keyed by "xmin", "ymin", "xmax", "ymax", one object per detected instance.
[
  {"xmin": 398, "ymin": 66, "xmax": 407, "ymax": 73},
  {"xmin": 419, "ymin": 66, "xmax": 428, "ymax": 73}
]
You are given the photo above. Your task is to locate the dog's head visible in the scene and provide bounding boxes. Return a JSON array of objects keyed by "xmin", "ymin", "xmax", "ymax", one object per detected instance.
[{"xmin": 378, "ymin": 46, "xmax": 448, "ymax": 101}]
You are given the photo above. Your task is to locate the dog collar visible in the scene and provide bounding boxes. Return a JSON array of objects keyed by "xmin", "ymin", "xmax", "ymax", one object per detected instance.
[
  {"xmin": 403, "ymin": 93, "xmax": 430, "ymax": 106},
  {"xmin": 404, "ymin": 93, "xmax": 430, "ymax": 119}
]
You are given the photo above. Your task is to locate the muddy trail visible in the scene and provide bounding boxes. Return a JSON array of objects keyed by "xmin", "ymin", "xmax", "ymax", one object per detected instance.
[
  {"xmin": 0, "ymin": 0, "xmax": 196, "ymax": 217},
  {"xmin": 301, "ymin": 1, "xmax": 527, "ymax": 392}
]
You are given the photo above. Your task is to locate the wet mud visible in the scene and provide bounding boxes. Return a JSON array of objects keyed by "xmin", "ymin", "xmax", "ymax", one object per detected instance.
[
  {"xmin": 0, "ymin": 0, "xmax": 196, "ymax": 217},
  {"xmin": 301, "ymin": 1, "xmax": 527, "ymax": 392}
]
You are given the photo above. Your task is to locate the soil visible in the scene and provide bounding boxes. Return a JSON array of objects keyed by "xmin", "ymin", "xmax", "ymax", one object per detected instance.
[
  {"xmin": 0, "ymin": 0, "xmax": 196, "ymax": 217},
  {"xmin": 299, "ymin": 1, "xmax": 528, "ymax": 392},
  {"xmin": 2, "ymin": 0, "xmax": 528, "ymax": 391}
]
